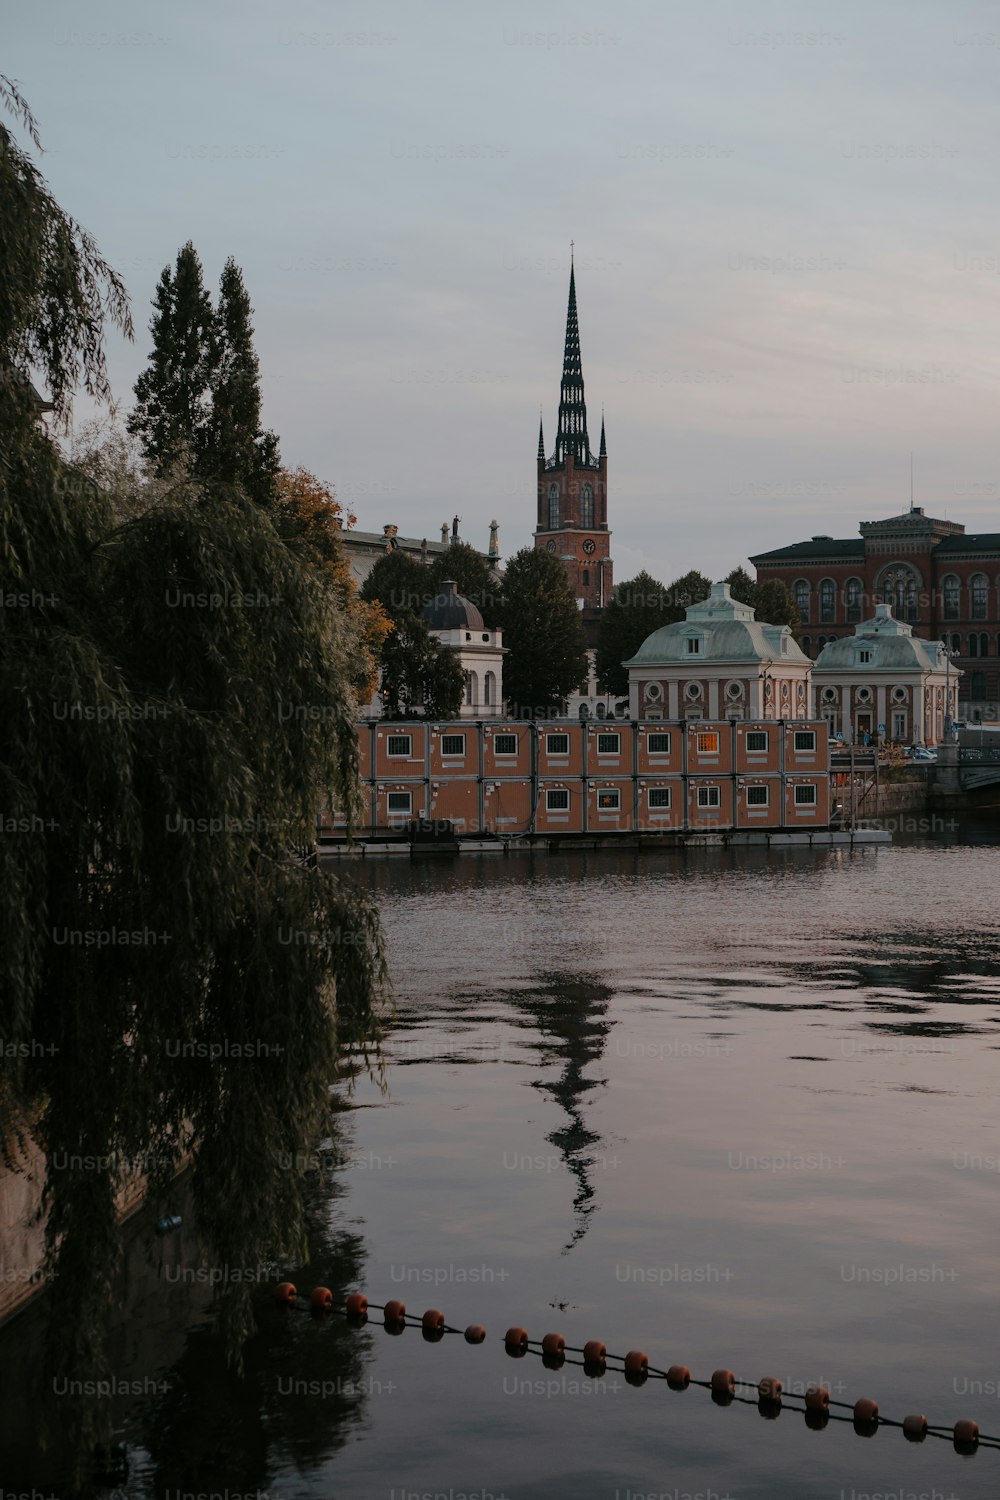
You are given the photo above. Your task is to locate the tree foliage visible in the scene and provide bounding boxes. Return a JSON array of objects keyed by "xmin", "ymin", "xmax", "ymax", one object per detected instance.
[
  {"xmin": 128, "ymin": 245, "xmax": 279, "ymax": 503},
  {"xmin": 753, "ymin": 577, "xmax": 801, "ymax": 635},
  {"xmin": 427, "ymin": 540, "xmax": 501, "ymax": 626},
  {"xmin": 725, "ymin": 566, "xmax": 801, "ymax": 635},
  {"xmin": 127, "ymin": 241, "xmax": 214, "ymax": 477},
  {"xmin": 1, "ymin": 87, "xmax": 388, "ymax": 1477},
  {"xmin": 201, "ymin": 257, "xmax": 280, "ymax": 506},
  {"xmin": 360, "ymin": 548, "xmax": 432, "ymax": 618},
  {"xmin": 360, "ymin": 549, "xmax": 463, "ymax": 718},
  {"xmin": 665, "ymin": 568, "xmax": 713, "ymax": 615},
  {"xmin": 596, "ymin": 570, "xmax": 675, "ymax": 696},
  {"xmin": 724, "ymin": 565, "xmax": 756, "ymax": 605},
  {"xmin": 0, "ymin": 75, "xmax": 132, "ymax": 418},
  {"xmin": 499, "ymin": 548, "xmax": 587, "ymax": 716},
  {"xmin": 275, "ymin": 466, "xmax": 390, "ymax": 702}
]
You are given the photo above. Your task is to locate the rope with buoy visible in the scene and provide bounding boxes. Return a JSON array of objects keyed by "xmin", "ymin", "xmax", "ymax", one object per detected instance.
[{"xmin": 272, "ymin": 1284, "xmax": 994, "ymax": 1456}]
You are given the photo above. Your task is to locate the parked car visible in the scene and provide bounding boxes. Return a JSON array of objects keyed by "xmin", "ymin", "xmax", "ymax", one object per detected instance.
[{"xmin": 906, "ymin": 745, "xmax": 937, "ymax": 762}]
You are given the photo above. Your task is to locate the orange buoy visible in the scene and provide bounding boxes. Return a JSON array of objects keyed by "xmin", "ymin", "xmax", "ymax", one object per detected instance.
[
  {"xmin": 758, "ymin": 1377, "xmax": 782, "ymax": 1403},
  {"xmin": 309, "ymin": 1286, "xmax": 333, "ymax": 1313},
  {"xmin": 422, "ymin": 1309, "xmax": 445, "ymax": 1334},
  {"xmin": 954, "ymin": 1418, "xmax": 980, "ymax": 1450},
  {"xmin": 464, "ymin": 1324, "xmax": 487, "ymax": 1344},
  {"xmin": 274, "ymin": 1281, "xmax": 297, "ymax": 1305},
  {"xmin": 853, "ymin": 1398, "xmax": 879, "ymax": 1424},
  {"xmin": 383, "ymin": 1299, "xmax": 406, "ymax": 1323},
  {"xmin": 345, "ymin": 1292, "xmax": 368, "ymax": 1317},
  {"xmin": 541, "ymin": 1332, "xmax": 566, "ymax": 1358},
  {"xmin": 504, "ymin": 1326, "xmax": 529, "ymax": 1350},
  {"xmin": 667, "ymin": 1364, "xmax": 691, "ymax": 1391},
  {"xmin": 902, "ymin": 1413, "xmax": 928, "ymax": 1442},
  {"xmin": 805, "ymin": 1385, "xmax": 830, "ymax": 1412},
  {"xmin": 583, "ymin": 1340, "xmax": 607, "ymax": 1366},
  {"xmin": 624, "ymin": 1350, "xmax": 649, "ymax": 1376},
  {"xmin": 711, "ymin": 1368, "xmax": 736, "ymax": 1397}
]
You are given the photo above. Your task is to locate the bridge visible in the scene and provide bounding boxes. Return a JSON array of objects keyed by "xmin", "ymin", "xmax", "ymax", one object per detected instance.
[
  {"xmin": 955, "ymin": 745, "xmax": 1000, "ymax": 793},
  {"xmin": 932, "ymin": 742, "xmax": 1000, "ymax": 799}
]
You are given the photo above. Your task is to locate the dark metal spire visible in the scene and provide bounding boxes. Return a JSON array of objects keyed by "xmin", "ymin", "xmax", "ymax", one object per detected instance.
[
  {"xmin": 554, "ymin": 257, "xmax": 592, "ymax": 465},
  {"xmin": 537, "ymin": 409, "xmax": 545, "ymax": 460},
  {"xmin": 599, "ymin": 410, "xmax": 606, "ymax": 458}
]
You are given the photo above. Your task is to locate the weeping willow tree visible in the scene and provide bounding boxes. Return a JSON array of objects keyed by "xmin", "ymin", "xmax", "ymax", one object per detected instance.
[{"xmin": 1, "ymin": 78, "xmax": 387, "ymax": 1476}]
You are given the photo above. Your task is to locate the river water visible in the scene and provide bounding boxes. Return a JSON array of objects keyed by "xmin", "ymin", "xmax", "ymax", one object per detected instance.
[{"xmin": 4, "ymin": 822, "xmax": 1000, "ymax": 1499}]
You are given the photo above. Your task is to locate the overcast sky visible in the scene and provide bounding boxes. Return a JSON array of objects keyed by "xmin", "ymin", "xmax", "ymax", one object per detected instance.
[{"xmin": 8, "ymin": 0, "xmax": 1000, "ymax": 582}]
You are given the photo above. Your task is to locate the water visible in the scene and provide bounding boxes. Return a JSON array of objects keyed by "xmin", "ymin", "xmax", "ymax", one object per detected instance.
[{"xmin": 4, "ymin": 824, "xmax": 1000, "ymax": 1498}]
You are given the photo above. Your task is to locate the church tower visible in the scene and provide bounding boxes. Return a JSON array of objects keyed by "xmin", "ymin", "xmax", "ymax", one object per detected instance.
[{"xmin": 534, "ymin": 255, "xmax": 612, "ymax": 633}]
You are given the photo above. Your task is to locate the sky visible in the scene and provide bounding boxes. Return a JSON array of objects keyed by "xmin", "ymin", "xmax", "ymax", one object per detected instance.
[{"xmin": 7, "ymin": 0, "xmax": 1000, "ymax": 583}]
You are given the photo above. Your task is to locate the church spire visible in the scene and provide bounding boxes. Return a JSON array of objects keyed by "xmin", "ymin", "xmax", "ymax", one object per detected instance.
[
  {"xmin": 599, "ymin": 410, "xmax": 606, "ymax": 458},
  {"xmin": 537, "ymin": 410, "xmax": 545, "ymax": 460},
  {"xmin": 554, "ymin": 254, "xmax": 591, "ymax": 465}
]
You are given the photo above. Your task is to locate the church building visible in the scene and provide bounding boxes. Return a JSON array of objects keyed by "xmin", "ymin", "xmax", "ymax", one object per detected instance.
[{"xmin": 535, "ymin": 256, "xmax": 613, "ymax": 648}]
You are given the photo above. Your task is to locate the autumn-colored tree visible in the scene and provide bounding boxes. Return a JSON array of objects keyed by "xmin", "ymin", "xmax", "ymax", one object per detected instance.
[{"xmin": 275, "ymin": 466, "xmax": 390, "ymax": 702}]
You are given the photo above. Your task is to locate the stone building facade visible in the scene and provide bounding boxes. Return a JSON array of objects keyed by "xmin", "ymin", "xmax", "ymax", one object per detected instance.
[{"xmin": 750, "ymin": 506, "xmax": 1000, "ymax": 719}]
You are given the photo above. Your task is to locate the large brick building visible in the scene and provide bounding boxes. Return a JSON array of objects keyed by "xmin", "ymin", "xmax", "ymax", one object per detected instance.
[
  {"xmin": 534, "ymin": 257, "xmax": 612, "ymax": 644},
  {"xmin": 750, "ymin": 507, "xmax": 1000, "ymax": 718}
]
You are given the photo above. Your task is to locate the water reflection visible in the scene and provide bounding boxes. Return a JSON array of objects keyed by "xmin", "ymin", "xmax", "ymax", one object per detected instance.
[{"xmin": 508, "ymin": 973, "xmax": 614, "ymax": 1251}]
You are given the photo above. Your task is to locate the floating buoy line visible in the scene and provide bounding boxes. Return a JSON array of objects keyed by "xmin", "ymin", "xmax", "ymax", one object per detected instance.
[{"xmin": 273, "ymin": 1284, "xmax": 995, "ymax": 1457}]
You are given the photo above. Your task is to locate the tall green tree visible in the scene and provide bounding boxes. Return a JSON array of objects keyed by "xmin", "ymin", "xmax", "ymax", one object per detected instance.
[
  {"xmin": 753, "ymin": 577, "xmax": 801, "ymax": 634},
  {"xmin": 361, "ymin": 548, "xmax": 432, "ymax": 618},
  {"xmin": 378, "ymin": 612, "xmax": 463, "ymax": 719},
  {"xmin": 361, "ymin": 549, "xmax": 463, "ymax": 716},
  {"xmin": 500, "ymin": 548, "xmax": 587, "ymax": 717},
  {"xmin": 1, "ymin": 85, "xmax": 386, "ymax": 1477},
  {"xmin": 725, "ymin": 566, "xmax": 801, "ymax": 635},
  {"xmin": 724, "ymin": 565, "xmax": 756, "ymax": 606},
  {"xmin": 596, "ymin": 570, "xmax": 675, "ymax": 696},
  {"xmin": 665, "ymin": 568, "xmax": 713, "ymax": 615},
  {"xmin": 201, "ymin": 256, "xmax": 280, "ymax": 505},
  {"xmin": 428, "ymin": 539, "xmax": 501, "ymax": 626},
  {"xmin": 127, "ymin": 241, "xmax": 214, "ymax": 476}
]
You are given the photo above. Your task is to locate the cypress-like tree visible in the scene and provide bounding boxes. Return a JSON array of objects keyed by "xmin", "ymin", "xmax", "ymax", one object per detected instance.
[
  {"xmin": 201, "ymin": 256, "xmax": 280, "ymax": 505},
  {"xmin": 1, "ymin": 85, "xmax": 387, "ymax": 1477},
  {"xmin": 500, "ymin": 548, "xmax": 587, "ymax": 717},
  {"xmin": 127, "ymin": 241, "xmax": 214, "ymax": 475}
]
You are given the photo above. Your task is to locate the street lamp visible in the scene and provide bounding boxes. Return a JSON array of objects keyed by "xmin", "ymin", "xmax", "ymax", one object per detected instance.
[{"xmin": 939, "ymin": 639, "xmax": 952, "ymax": 743}]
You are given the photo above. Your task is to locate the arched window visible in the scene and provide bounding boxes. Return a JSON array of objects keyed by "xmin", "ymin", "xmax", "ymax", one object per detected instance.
[
  {"xmin": 484, "ymin": 670, "xmax": 495, "ymax": 706},
  {"xmin": 971, "ymin": 573, "xmax": 988, "ymax": 620},
  {"xmin": 878, "ymin": 563, "xmax": 918, "ymax": 622},
  {"xmin": 794, "ymin": 579, "xmax": 810, "ymax": 623},
  {"xmin": 845, "ymin": 577, "xmax": 864, "ymax": 623},
  {"xmin": 946, "ymin": 631, "xmax": 962, "ymax": 654},
  {"xmin": 548, "ymin": 484, "xmax": 559, "ymax": 529},
  {"xmin": 969, "ymin": 632, "xmax": 989, "ymax": 657},
  {"xmin": 582, "ymin": 568, "xmax": 590, "ymax": 586},
  {"xmin": 819, "ymin": 579, "xmax": 836, "ymax": 624},
  {"xmin": 580, "ymin": 483, "xmax": 594, "ymax": 528},
  {"xmin": 465, "ymin": 671, "xmax": 477, "ymax": 707},
  {"xmin": 802, "ymin": 634, "xmax": 812, "ymax": 656},
  {"xmin": 942, "ymin": 574, "xmax": 960, "ymax": 621},
  {"xmin": 971, "ymin": 671, "xmax": 988, "ymax": 700}
]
